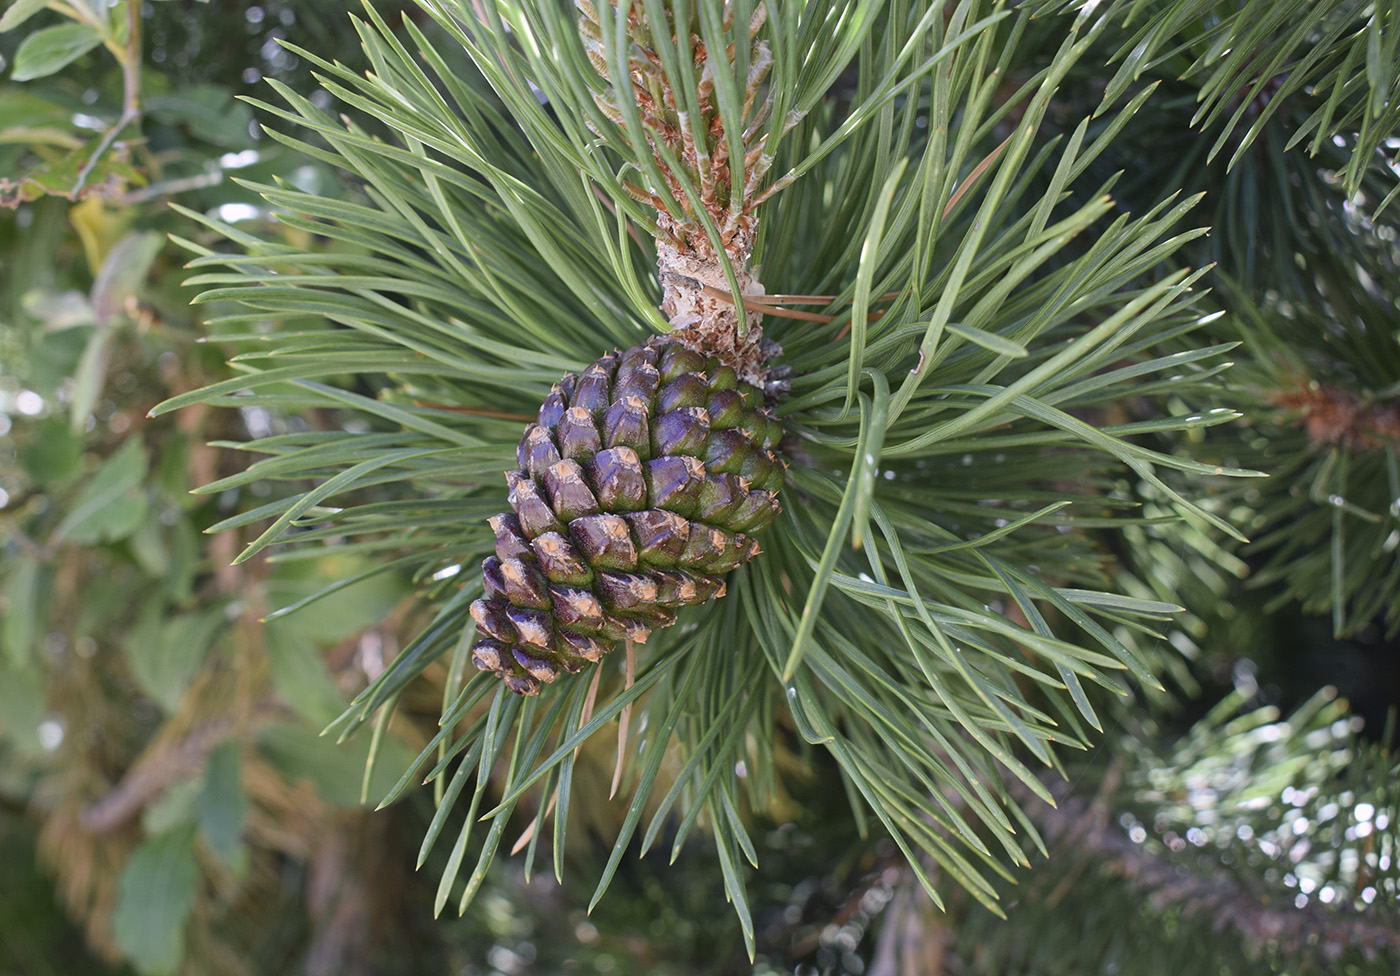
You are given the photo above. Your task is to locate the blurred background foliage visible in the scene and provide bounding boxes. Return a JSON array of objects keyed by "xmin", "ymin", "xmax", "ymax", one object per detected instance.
[
  {"xmin": 0, "ymin": 1, "xmax": 1397, "ymax": 975},
  {"xmin": 0, "ymin": 2, "xmax": 440, "ymax": 974}
]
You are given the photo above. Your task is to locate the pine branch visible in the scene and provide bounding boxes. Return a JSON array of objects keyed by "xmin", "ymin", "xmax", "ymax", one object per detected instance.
[
  {"xmin": 1031, "ymin": 779, "xmax": 1400, "ymax": 963},
  {"xmin": 902, "ymin": 690, "xmax": 1400, "ymax": 975}
]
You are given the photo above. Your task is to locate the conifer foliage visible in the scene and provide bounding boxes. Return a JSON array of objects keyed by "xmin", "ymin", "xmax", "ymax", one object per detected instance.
[{"xmin": 138, "ymin": 0, "xmax": 1400, "ymax": 966}]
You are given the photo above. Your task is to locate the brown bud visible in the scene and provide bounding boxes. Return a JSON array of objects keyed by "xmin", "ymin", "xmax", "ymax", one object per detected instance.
[
  {"xmin": 538, "ymin": 387, "xmax": 567, "ymax": 427},
  {"xmin": 678, "ymin": 522, "xmax": 727, "ymax": 570},
  {"xmin": 659, "ymin": 344, "xmax": 706, "ymax": 381},
  {"xmin": 703, "ymin": 428, "xmax": 749, "ymax": 474},
  {"xmin": 627, "ymin": 605, "xmax": 677, "ymax": 631},
  {"xmin": 727, "ymin": 489, "xmax": 780, "ymax": 533},
  {"xmin": 503, "ymin": 672, "xmax": 541, "ymax": 696},
  {"xmin": 499, "ymin": 557, "xmax": 551, "ymax": 610},
  {"xmin": 481, "ymin": 556, "xmax": 508, "ymax": 601},
  {"xmin": 651, "ymin": 569, "xmax": 701, "ymax": 607},
  {"xmin": 735, "ymin": 534, "xmax": 762, "ymax": 561},
  {"xmin": 511, "ymin": 645, "xmax": 559, "ymax": 683},
  {"xmin": 706, "ymin": 389, "xmax": 746, "ymax": 429},
  {"xmin": 613, "ymin": 362, "xmax": 660, "ymax": 404},
  {"xmin": 738, "ymin": 446, "xmax": 775, "ymax": 489},
  {"xmin": 694, "ymin": 472, "xmax": 747, "ymax": 524},
  {"xmin": 706, "ymin": 363, "xmax": 739, "ymax": 392},
  {"xmin": 470, "ymin": 638, "xmax": 509, "ymax": 672},
  {"xmin": 759, "ymin": 412, "xmax": 784, "ymax": 450},
  {"xmin": 701, "ymin": 531, "xmax": 748, "ymax": 574},
  {"xmin": 557, "ymin": 372, "xmax": 578, "ymax": 401},
  {"xmin": 692, "ymin": 574, "xmax": 726, "ymax": 602},
  {"xmin": 553, "ymin": 651, "xmax": 589, "ymax": 674},
  {"xmin": 557, "ymin": 629, "xmax": 608, "ymax": 665},
  {"xmin": 754, "ymin": 449, "xmax": 785, "ymax": 492},
  {"xmin": 571, "ymin": 362, "xmax": 613, "ymax": 417},
  {"xmin": 601, "ymin": 614, "xmax": 651, "ymax": 644},
  {"xmin": 478, "ymin": 338, "xmax": 789, "ymax": 696},
  {"xmin": 615, "ymin": 343, "xmax": 658, "ymax": 389},
  {"xmin": 657, "ymin": 372, "xmax": 709, "ymax": 412}
]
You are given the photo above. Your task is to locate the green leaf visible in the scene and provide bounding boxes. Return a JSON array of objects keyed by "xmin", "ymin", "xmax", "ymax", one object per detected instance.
[
  {"xmin": 263, "ymin": 555, "xmax": 408, "ymax": 645},
  {"xmin": 111, "ymin": 825, "xmax": 199, "ymax": 976},
  {"xmin": 92, "ymin": 231, "xmax": 163, "ymax": 326},
  {"xmin": 0, "ymin": 130, "xmax": 145, "ymax": 204},
  {"xmin": 19, "ymin": 416, "xmax": 83, "ymax": 482},
  {"xmin": 0, "ymin": 85, "xmax": 71, "ymax": 130},
  {"xmin": 0, "ymin": 0, "xmax": 50, "ymax": 33},
  {"xmin": 197, "ymin": 742, "xmax": 249, "ymax": 872},
  {"xmin": 68, "ymin": 327, "xmax": 115, "ymax": 431},
  {"xmin": 22, "ymin": 288, "xmax": 95, "ymax": 329},
  {"xmin": 127, "ymin": 512, "xmax": 171, "ymax": 578},
  {"xmin": 257, "ymin": 721, "xmax": 416, "ymax": 808},
  {"xmin": 264, "ymin": 622, "xmax": 346, "ymax": 726},
  {"xmin": 11, "ymin": 23, "xmax": 103, "ymax": 82},
  {"xmin": 124, "ymin": 603, "xmax": 223, "ymax": 713},
  {"xmin": 51, "ymin": 436, "xmax": 148, "ymax": 545},
  {"xmin": 844, "ymin": 158, "xmax": 908, "ymax": 416},
  {"xmin": 2, "ymin": 557, "xmax": 45, "ymax": 668},
  {"xmin": 141, "ymin": 780, "xmax": 201, "ymax": 835},
  {"xmin": 0, "ymin": 663, "xmax": 45, "ymax": 753},
  {"xmin": 146, "ymin": 85, "xmax": 255, "ymax": 147}
]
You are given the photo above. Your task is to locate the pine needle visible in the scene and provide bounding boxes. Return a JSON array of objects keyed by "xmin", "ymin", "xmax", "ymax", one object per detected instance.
[
  {"xmin": 577, "ymin": 666, "xmax": 603, "ymax": 763},
  {"xmin": 610, "ymin": 639, "xmax": 636, "ymax": 800}
]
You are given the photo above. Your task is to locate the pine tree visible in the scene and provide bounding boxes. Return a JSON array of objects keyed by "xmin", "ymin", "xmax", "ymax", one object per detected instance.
[{"xmin": 4, "ymin": 0, "xmax": 1398, "ymax": 972}]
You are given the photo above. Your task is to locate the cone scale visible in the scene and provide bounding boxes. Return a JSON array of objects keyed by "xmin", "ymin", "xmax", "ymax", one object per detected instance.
[{"xmin": 470, "ymin": 339, "xmax": 784, "ymax": 694}]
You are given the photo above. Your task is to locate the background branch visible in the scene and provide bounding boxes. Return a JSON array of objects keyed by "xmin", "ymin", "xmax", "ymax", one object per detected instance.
[{"xmin": 1029, "ymin": 779, "xmax": 1400, "ymax": 962}]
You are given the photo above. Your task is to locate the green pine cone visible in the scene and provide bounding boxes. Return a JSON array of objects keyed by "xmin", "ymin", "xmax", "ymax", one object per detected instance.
[{"xmin": 469, "ymin": 339, "xmax": 785, "ymax": 695}]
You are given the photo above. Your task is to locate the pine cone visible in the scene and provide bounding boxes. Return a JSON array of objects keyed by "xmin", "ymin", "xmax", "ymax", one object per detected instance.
[{"xmin": 470, "ymin": 339, "xmax": 785, "ymax": 694}]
